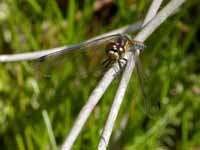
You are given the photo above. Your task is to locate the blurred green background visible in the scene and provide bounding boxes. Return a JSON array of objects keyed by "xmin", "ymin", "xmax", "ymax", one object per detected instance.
[{"xmin": 0, "ymin": 0, "xmax": 200, "ymax": 150}]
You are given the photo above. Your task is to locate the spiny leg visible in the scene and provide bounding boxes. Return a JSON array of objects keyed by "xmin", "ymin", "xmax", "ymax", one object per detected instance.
[
  {"xmin": 102, "ymin": 58, "xmax": 110, "ymax": 66},
  {"xmin": 103, "ymin": 59, "xmax": 112, "ymax": 68},
  {"xmin": 122, "ymin": 58, "xmax": 128, "ymax": 64},
  {"xmin": 117, "ymin": 59, "xmax": 123, "ymax": 71}
]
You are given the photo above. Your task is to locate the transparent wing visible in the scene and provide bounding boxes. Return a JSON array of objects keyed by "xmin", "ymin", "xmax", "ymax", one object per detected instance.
[
  {"xmin": 37, "ymin": 34, "xmax": 124, "ymax": 61},
  {"xmin": 24, "ymin": 35, "xmax": 125, "ymax": 106},
  {"xmin": 133, "ymin": 54, "xmax": 162, "ymax": 118},
  {"xmin": 31, "ymin": 34, "xmax": 123, "ymax": 80}
]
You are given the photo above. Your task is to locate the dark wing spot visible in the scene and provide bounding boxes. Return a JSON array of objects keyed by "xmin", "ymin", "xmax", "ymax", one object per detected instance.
[{"xmin": 37, "ymin": 55, "xmax": 47, "ymax": 62}]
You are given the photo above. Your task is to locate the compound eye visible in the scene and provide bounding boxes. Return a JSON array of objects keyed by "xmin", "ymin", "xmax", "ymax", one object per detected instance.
[
  {"xmin": 112, "ymin": 44, "xmax": 118, "ymax": 52},
  {"xmin": 119, "ymin": 47, "xmax": 124, "ymax": 53}
]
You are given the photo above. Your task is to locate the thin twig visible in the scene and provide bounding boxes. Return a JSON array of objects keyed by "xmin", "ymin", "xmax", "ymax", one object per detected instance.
[
  {"xmin": 98, "ymin": 0, "xmax": 187, "ymax": 149},
  {"xmin": 98, "ymin": 0, "xmax": 163, "ymax": 149},
  {"xmin": 110, "ymin": 0, "xmax": 164, "ymax": 143},
  {"xmin": 99, "ymin": 0, "xmax": 185, "ymax": 150},
  {"xmin": 112, "ymin": 112, "xmax": 129, "ymax": 144},
  {"xmin": 0, "ymin": 21, "xmax": 141, "ymax": 62},
  {"xmin": 97, "ymin": 54, "xmax": 137, "ymax": 150},
  {"xmin": 61, "ymin": 68, "xmax": 118, "ymax": 150},
  {"xmin": 143, "ymin": 0, "xmax": 163, "ymax": 26}
]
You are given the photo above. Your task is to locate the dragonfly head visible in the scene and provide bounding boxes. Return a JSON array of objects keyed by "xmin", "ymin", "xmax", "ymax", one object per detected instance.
[{"xmin": 106, "ymin": 42, "xmax": 124, "ymax": 60}]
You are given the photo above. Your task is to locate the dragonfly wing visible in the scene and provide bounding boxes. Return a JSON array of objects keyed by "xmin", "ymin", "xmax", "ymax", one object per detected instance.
[
  {"xmin": 38, "ymin": 34, "xmax": 124, "ymax": 61},
  {"xmin": 32, "ymin": 34, "xmax": 123, "ymax": 80},
  {"xmin": 133, "ymin": 54, "xmax": 161, "ymax": 118}
]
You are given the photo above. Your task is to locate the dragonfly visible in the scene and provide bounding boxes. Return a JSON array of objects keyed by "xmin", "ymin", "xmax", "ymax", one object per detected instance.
[
  {"xmin": 35, "ymin": 33, "xmax": 161, "ymax": 118},
  {"xmin": 38, "ymin": 34, "xmax": 145, "ymax": 71}
]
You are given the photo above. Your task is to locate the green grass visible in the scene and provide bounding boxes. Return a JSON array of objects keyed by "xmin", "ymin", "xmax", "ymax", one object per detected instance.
[{"xmin": 0, "ymin": 0, "xmax": 200, "ymax": 150}]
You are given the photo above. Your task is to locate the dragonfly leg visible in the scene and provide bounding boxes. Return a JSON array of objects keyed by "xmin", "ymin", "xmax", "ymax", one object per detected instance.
[
  {"xmin": 102, "ymin": 58, "xmax": 110, "ymax": 65},
  {"xmin": 102, "ymin": 58, "xmax": 112, "ymax": 68},
  {"xmin": 117, "ymin": 60, "xmax": 123, "ymax": 73},
  {"xmin": 105, "ymin": 60, "xmax": 112, "ymax": 68},
  {"xmin": 122, "ymin": 58, "xmax": 128, "ymax": 63}
]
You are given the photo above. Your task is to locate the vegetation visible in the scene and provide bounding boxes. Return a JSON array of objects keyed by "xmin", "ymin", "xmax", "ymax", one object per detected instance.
[{"xmin": 0, "ymin": 0, "xmax": 199, "ymax": 149}]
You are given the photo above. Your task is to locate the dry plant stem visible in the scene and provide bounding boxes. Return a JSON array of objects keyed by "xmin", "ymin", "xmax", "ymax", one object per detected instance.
[
  {"xmin": 98, "ymin": 0, "xmax": 163, "ymax": 149},
  {"xmin": 135, "ymin": 0, "xmax": 186, "ymax": 41},
  {"xmin": 143, "ymin": 0, "xmax": 163, "ymax": 26},
  {"xmin": 110, "ymin": 0, "xmax": 164, "ymax": 144},
  {"xmin": 0, "ymin": 21, "xmax": 141, "ymax": 62},
  {"xmin": 98, "ymin": 0, "xmax": 187, "ymax": 148},
  {"xmin": 98, "ymin": 55, "xmax": 136, "ymax": 150},
  {"xmin": 61, "ymin": 68, "xmax": 118, "ymax": 150},
  {"xmin": 62, "ymin": 0, "xmax": 188, "ymax": 149}
]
